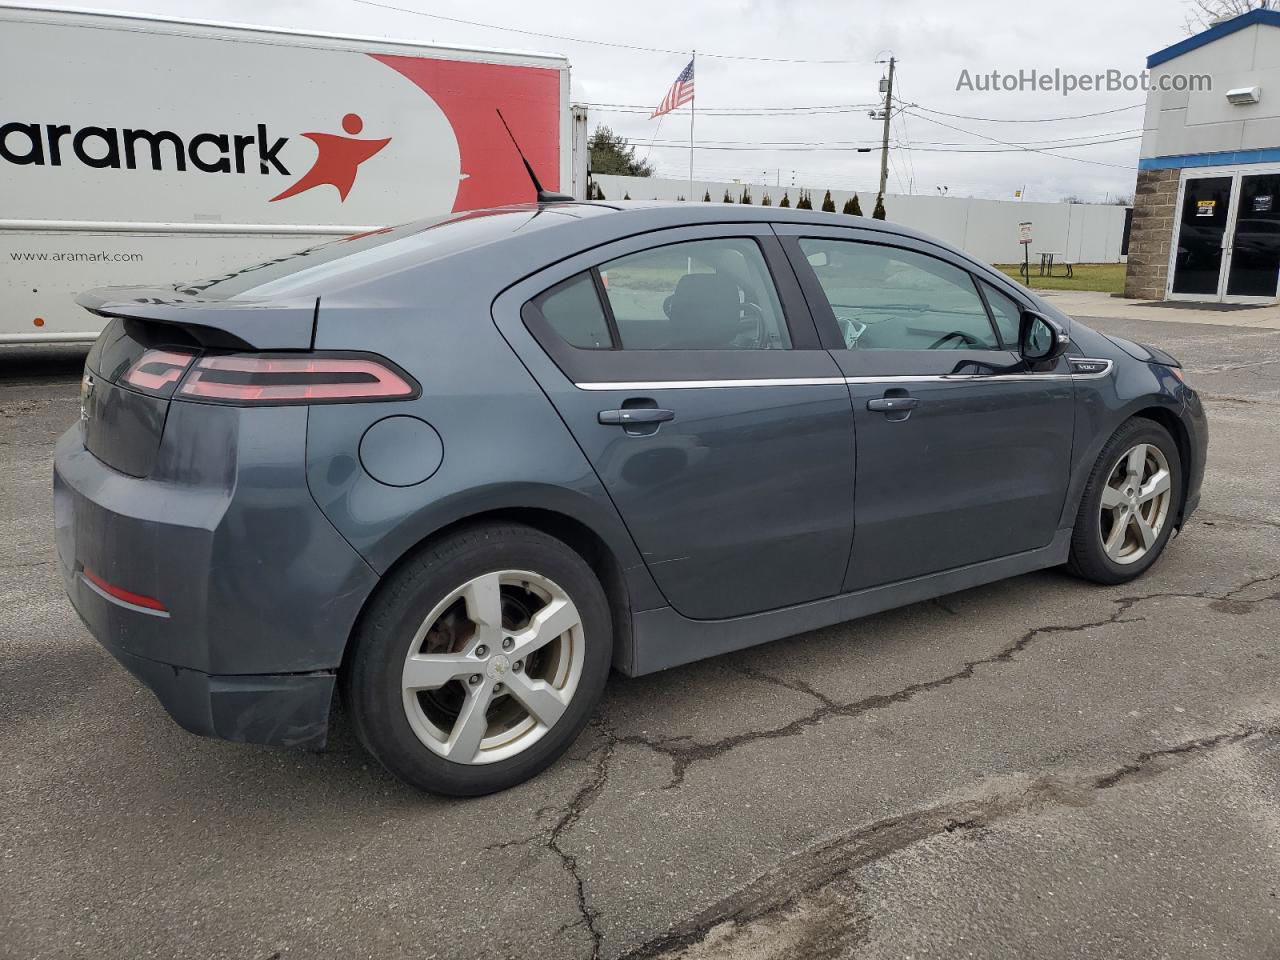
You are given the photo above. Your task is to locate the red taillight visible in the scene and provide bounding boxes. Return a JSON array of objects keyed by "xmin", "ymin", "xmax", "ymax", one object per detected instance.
[
  {"xmin": 122, "ymin": 349, "xmax": 195, "ymax": 393},
  {"xmin": 176, "ymin": 355, "xmax": 416, "ymax": 404},
  {"xmin": 82, "ymin": 568, "xmax": 168, "ymax": 613}
]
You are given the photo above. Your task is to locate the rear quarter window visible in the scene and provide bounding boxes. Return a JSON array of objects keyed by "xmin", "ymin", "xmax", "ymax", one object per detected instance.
[{"xmin": 536, "ymin": 274, "xmax": 613, "ymax": 349}]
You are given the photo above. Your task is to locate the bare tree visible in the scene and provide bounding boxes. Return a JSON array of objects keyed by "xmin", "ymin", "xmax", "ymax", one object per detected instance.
[{"xmin": 1185, "ymin": 0, "xmax": 1272, "ymax": 33}]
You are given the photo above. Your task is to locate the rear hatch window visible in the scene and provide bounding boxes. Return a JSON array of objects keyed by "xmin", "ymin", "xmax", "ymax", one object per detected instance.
[{"xmin": 173, "ymin": 208, "xmax": 550, "ymax": 301}]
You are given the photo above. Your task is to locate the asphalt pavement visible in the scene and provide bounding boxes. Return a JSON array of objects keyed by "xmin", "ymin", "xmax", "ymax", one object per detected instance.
[{"xmin": 2, "ymin": 313, "xmax": 1278, "ymax": 960}]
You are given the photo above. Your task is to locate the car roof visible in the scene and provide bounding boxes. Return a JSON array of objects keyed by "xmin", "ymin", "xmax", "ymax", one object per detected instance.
[
  {"xmin": 538, "ymin": 199, "xmax": 966, "ymax": 254},
  {"xmin": 180, "ymin": 199, "xmax": 1011, "ymax": 305}
]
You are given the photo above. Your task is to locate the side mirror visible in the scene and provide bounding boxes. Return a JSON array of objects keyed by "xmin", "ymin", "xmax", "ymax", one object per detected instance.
[{"xmin": 1019, "ymin": 310, "xmax": 1068, "ymax": 363}]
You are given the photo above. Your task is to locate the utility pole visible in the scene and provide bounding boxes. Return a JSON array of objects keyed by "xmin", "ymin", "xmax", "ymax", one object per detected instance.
[{"xmin": 877, "ymin": 55, "xmax": 895, "ymax": 208}]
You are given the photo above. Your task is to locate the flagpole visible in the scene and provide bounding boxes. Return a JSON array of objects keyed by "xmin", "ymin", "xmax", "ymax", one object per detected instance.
[{"xmin": 688, "ymin": 50, "xmax": 696, "ymax": 199}]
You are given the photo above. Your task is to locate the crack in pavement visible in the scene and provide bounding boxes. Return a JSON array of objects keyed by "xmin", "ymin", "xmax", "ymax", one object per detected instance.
[
  {"xmin": 615, "ymin": 573, "xmax": 1280, "ymax": 791},
  {"xmin": 483, "ymin": 721, "xmax": 617, "ymax": 959},
  {"xmin": 730, "ymin": 664, "xmax": 837, "ymax": 708},
  {"xmin": 1197, "ymin": 511, "xmax": 1280, "ymax": 532},
  {"xmin": 615, "ymin": 724, "xmax": 1280, "ymax": 960},
  {"xmin": 495, "ymin": 573, "xmax": 1280, "ymax": 959},
  {"xmin": 1201, "ymin": 394, "xmax": 1260, "ymax": 405},
  {"xmin": 619, "ymin": 612, "xmax": 1146, "ymax": 790}
]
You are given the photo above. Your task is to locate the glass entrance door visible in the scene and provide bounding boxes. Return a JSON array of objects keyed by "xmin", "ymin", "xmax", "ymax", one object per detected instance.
[
  {"xmin": 1225, "ymin": 173, "xmax": 1280, "ymax": 299},
  {"xmin": 1171, "ymin": 176, "xmax": 1232, "ymax": 297}
]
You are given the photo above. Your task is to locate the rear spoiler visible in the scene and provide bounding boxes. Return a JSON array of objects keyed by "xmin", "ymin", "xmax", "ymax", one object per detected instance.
[{"xmin": 76, "ymin": 286, "xmax": 316, "ymax": 350}]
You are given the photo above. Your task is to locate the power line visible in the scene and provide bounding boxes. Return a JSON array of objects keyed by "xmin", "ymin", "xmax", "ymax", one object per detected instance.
[
  {"xmin": 907, "ymin": 102, "xmax": 1145, "ymax": 123},
  {"xmin": 617, "ymin": 134, "xmax": 1141, "ymax": 153},
  {"xmin": 582, "ymin": 101, "xmax": 877, "ymax": 112},
  {"xmin": 585, "ymin": 103, "xmax": 880, "ymax": 117},
  {"xmin": 351, "ymin": 0, "xmax": 862, "ymax": 63},
  {"xmin": 903, "ymin": 137, "xmax": 1141, "ymax": 154},
  {"xmin": 616, "ymin": 129, "xmax": 1139, "ymax": 147},
  {"xmin": 891, "ymin": 77, "xmax": 919, "ymax": 194},
  {"xmin": 901, "ymin": 109, "xmax": 1137, "ymax": 169}
]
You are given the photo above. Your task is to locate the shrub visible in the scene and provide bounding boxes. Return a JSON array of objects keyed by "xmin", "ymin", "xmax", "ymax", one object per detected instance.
[
  {"xmin": 779, "ymin": 192, "xmax": 791, "ymax": 207},
  {"xmin": 703, "ymin": 190, "xmax": 712, "ymax": 202},
  {"xmin": 821, "ymin": 190, "xmax": 836, "ymax": 212},
  {"xmin": 843, "ymin": 193, "xmax": 862, "ymax": 216},
  {"xmin": 796, "ymin": 189, "xmax": 813, "ymax": 210},
  {"xmin": 873, "ymin": 195, "xmax": 887, "ymax": 219},
  {"xmin": 723, "ymin": 189, "xmax": 734, "ymax": 203},
  {"xmin": 761, "ymin": 192, "xmax": 772, "ymax": 206},
  {"xmin": 739, "ymin": 187, "xmax": 752, "ymax": 204}
]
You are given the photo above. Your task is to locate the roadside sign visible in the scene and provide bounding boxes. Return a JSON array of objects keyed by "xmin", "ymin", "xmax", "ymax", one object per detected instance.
[{"xmin": 1019, "ymin": 221, "xmax": 1033, "ymax": 245}]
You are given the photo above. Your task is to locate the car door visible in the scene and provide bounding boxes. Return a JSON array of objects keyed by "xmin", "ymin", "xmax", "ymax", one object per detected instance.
[
  {"xmin": 492, "ymin": 225, "xmax": 856, "ymax": 620},
  {"xmin": 776, "ymin": 225, "xmax": 1075, "ymax": 591}
]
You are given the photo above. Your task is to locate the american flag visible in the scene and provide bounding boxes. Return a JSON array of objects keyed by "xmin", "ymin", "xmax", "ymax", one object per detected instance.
[{"xmin": 650, "ymin": 59, "xmax": 695, "ymax": 118}]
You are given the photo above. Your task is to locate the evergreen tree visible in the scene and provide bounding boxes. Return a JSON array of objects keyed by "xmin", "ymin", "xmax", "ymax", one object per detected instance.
[
  {"xmin": 677, "ymin": 194, "xmax": 685, "ymax": 201},
  {"xmin": 761, "ymin": 192, "xmax": 772, "ymax": 206},
  {"xmin": 873, "ymin": 195, "xmax": 887, "ymax": 220},
  {"xmin": 779, "ymin": 191, "xmax": 791, "ymax": 208},
  {"xmin": 796, "ymin": 189, "xmax": 813, "ymax": 210},
  {"xmin": 587, "ymin": 124, "xmax": 654, "ymax": 177},
  {"xmin": 623, "ymin": 192, "xmax": 631, "ymax": 200},
  {"xmin": 843, "ymin": 193, "xmax": 863, "ymax": 216},
  {"xmin": 703, "ymin": 190, "xmax": 712, "ymax": 202},
  {"xmin": 821, "ymin": 190, "xmax": 836, "ymax": 213},
  {"xmin": 739, "ymin": 187, "xmax": 752, "ymax": 204},
  {"xmin": 723, "ymin": 189, "xmax": 734, "ymax": 203}
]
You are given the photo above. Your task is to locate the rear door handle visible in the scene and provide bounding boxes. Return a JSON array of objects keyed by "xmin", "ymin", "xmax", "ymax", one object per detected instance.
[
  {"xmin": 598, "ymin": 408, "xmax": 675, "ymax": 426},
  {"xmin": 866, "ymin": 397, "xmax": 919, "ymax": 413}
]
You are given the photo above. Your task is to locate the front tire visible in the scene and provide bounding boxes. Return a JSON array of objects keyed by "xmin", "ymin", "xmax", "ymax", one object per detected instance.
[
  {"xmin": 1067, "ymin": 418, "xmax": 1183, "ymax": 585},
  {"xmin": 343, "ymin": 522, "xmax": 612, "ymax": 796}
]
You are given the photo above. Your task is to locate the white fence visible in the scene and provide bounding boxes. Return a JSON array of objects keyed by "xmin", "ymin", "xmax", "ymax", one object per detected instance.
[{"xmin": 591, "ymin": 174, "xmax": 1130, "ymax": 265}]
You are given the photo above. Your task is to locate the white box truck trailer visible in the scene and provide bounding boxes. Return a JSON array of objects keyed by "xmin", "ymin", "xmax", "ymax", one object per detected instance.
[{"xmin": 0, "ymin": 5, "xmax": 572, "ymax": 342}]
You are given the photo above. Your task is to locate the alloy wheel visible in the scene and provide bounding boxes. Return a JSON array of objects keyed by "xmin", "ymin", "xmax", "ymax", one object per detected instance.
[
  {"xmin": 401, "ymin": 570, "xmax": 585, "ymax": 764},
  {"xmin": 1098, "ymin": 442, "xmax": 1173, "ymax": 566}
]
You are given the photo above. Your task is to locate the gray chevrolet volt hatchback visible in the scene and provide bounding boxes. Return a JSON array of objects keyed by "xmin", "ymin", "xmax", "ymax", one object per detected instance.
[{"xmin": 55, "ymin": 202, "xmax": 1207, "ymax": 795}]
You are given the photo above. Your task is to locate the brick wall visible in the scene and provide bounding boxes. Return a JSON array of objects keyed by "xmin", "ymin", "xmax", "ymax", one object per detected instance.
[{"xmin": 1123, "ymin": 168, "xmax": 1180, "ymax": 300}]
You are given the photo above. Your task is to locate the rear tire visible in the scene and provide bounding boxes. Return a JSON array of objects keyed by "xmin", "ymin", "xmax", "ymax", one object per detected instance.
[
  {"xmin": 342, "ymin": 522, "xmax": 612, "ymax": 796},
  {"xmin": 1067, "ymin": 418, "xmax": 1183, "ymax": 585}
]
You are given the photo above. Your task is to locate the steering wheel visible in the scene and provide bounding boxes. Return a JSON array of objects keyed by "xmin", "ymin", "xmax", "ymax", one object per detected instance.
[
  {"xmin": 740, "ymin": 302, "xmax": 766, "ymax": 347},
  {"xmin": 929, "ymin": 330, "xmax": 981, "ymax": 350}
]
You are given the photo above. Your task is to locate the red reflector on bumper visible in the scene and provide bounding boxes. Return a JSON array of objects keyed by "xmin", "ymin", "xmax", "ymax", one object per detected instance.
[{"xmin": 82, "ymin": 568, "xmax": 168, "ymax": 613}]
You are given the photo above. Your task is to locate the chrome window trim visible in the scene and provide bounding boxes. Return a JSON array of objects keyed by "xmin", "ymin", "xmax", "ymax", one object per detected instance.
[
  {"xmin": 574, "ymin": 377, "xmax": 845, "ymax": 390},
  {"xmin": 573, "ymin": 359, "xmax": 1113, "ymax": 391},
  {"xmin": 841, "ymin": 373, "xmax": 1074, "ymax": 384}
]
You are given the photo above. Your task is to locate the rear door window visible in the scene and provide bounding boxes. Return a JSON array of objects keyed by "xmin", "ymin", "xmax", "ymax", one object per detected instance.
[{"xmin": 598, "ymin": 238, "xmax": 791, "ymax": 350}]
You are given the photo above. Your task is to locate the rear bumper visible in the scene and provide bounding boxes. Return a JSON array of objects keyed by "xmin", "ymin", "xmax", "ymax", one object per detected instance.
[
  {"xmin": 54, "ymin": 402, "xmax": 379, "ymax": 749},
  {"xmin": 98, "ymin": 637, "xmax": 335, "ymax": 749}
]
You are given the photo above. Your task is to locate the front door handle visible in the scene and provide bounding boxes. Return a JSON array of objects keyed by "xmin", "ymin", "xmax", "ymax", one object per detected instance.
[
  {"xmin": 866, "ymin": 397, "xmax": 919, "ymax": 413},
  {"xmin": 598, "ymin": 408, "xmax": 675, "ymax": 426}
]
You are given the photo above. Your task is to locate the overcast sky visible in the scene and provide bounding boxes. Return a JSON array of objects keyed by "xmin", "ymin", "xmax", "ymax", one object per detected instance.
[{"xmin": 22, "ymin": 0, "xmax": 1201, "ymax": 201}]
